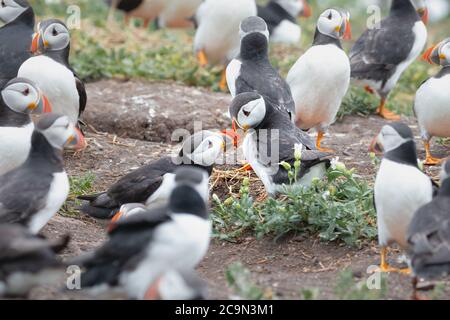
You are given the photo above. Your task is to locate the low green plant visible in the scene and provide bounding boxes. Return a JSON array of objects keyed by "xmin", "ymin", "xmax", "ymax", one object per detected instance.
[
  {"xmin": 334, "ymin": 270, "xmax": 388, "ymax": 300},
  {"xmin": 60, "ymin": 172, "xmax": 96, "ymax": 217},
  {"xmin": 225, "ymin": 262, "xmax": 274, "ymax": 300}
]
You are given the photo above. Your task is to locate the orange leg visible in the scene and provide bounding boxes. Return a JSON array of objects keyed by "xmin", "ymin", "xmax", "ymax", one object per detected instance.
[
  {"xmin": 219, "ymin": 68, "xmax": 228, "ymax": 92},
  {"xmin": 236, "ymin": 162, "xmax": 253, "ymax": 172},
  {"xmin": 197, "ymin": 50, "xmax": 208, "ymax": 67},
  {"xmin": 423, "ymin": 141, "xmax": 443, "ymax": 166},
  {"xmin": 364, "ymin": 86, "xmax": 375, "ymax": 94},
  {"xmin": 376, "ymin": 98, "xmax": 401, "ymax": 120},
  {"xmin": 142, "ymin": 18, "xmax": 151, "ymax": 29},
  {"xmin": 374, "ymin": 247, "xmax": 411, "ymax": 274},
  {"xmin": 316, "ymin": 131, "xmax": 335, "ymax": 153}
]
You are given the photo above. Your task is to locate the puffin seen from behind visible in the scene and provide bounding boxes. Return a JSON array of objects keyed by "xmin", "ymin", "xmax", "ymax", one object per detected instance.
[
  {"xmin": 227, "ymin": 16, "xmax": 295, "ymax": 122},
  {"xmin": 414, "ymin": 38, "xmax": 450, "ymax": 165},
  {"xmin": 229, "ymin": 92, "xmax": 332, "ymax": 196},
  {"xmin": 257, "ymin": 0, "xmax": 312, "ymax": 44},
  {"xmin": 0, "ymin": 113, "xmax": 85, "ymax": 234},
  {"xmin": 74, "ymin": 167, "xmax": 211, "ymax": 300},
  {"xmin": 407, "ymin": 160, "xmax": 450, "ymax": 299},
  {"xmin": 194, "ymin": 0, "xmax": 257, "ymax": 91},
  {"xmin": 370, "ymin": 122, "xmax": 436, "ymax": 273},
  {"xmin": 287, "ymin": 8, "xmax": 351, "ymax": 152},
  {"xmin": 0, "ymin": 77, "xmax": 52, "ymax": 176},
  {"xmin": 18, "ymin": 19, "xmax": 87, "ymax": 151},
  {"xmin": 0, "ymin": 224, "xmax": 69, "ymax": 298},
  {"xmin": 0, "ymin": 0, "xmax": 34, "ymax": 85},
  {"xmin": 78, "ymin": 130, "xmax": 233, "ymax": 220},
  {"xmin": 350, "ymin": 0, "xmax": 428, "ymax": 120}
]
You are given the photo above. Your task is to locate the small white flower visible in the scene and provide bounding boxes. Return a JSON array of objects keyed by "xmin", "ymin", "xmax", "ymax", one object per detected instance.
[
  {"xmin": 330, "ymin": 157, "xmax": 346, "ymax": 171},
  {"xmin": 294, "ymin": 143, "xmax": 303, "ymax": 160},
  {"xmin": 322, "ymin": 191, "xmax": 330, "ymax": 200}
]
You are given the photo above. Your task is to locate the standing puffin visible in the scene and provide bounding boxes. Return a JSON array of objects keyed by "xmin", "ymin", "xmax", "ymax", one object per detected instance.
[
  {"xmin": 370, "ymin": 122, "xmax": 436, "ymax": 273},
  {"xmin": 157, "ymin": 0, "xmax": 203, "ymax": 28},
  {"xmin": 0, "ymin": 113, "xmax": 84, "ymax": 234},
  {"xmin": 257, "ymin": 0, "xmax": 312, "ymax": 44},
  {"xmin": 229, "ymin": 92, "xmax": 332, "ymax": 196},
  {"xmin": 78, "ymin": 130, "xmax": 231, "ymax": 220},
  {"xmin": 106, "ymin": 0, "xmax": 165, "ymax": 28},
  {"xmin": 0, "ymin": 0, "xmax": 34, "ymax": 85},
  {"xmin": 350, "ymin": 0, "xmax": 428, "ymax": 120},
  {"xmin": 227, "ymin": 16, "xmax": 295, "ymax": 121},
  {"xmin": 407, "ymin": 160, "xmax": 450, "ymax": 299},
  {"xmin": 0, "ymin": 78, "xmax": 52, "ymax": 176},
  {"xmin": 75, "ymin": 167, "xmax": 211, "ymax": 300},
  {"xmin": 19, "ymin": 19, "xmax": 87, "ymax": 151},
  {"xmin": 287, "ymin": 8, "xmax": 351, "ymax": 152},
  {"xmin": 414, "ymin": 38, "xmax": 450, "ymax": 165},
  {"xmin": 194, "ymin": 0, "xmax": 257, "ymax": 91}
]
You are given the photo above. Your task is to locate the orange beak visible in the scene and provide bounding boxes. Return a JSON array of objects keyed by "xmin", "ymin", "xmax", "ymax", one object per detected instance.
[
  {"xmin": 106, "ymin": 211, "xmax": 123, "ymax": 232},
  {"xmin": 42, "ymin": 95, "xmax": 52, "ymax": 113},
  {"xmin": 301, "ymin": 0, "xmax": 312, "ymax": 18},
  {"xmin": 369, "ymin": 133, "xmax": 383, "ymax": 154},
  {"xmin": 144, "ymin": 278, "xmax": 161, "ymax": 300},
  {"xmin": 221, "ymin": 129, "xmax": 239, "ymax": 148},
  {"xmin": 30, "ymin": 32, "xmax": 41, "ymax": 54},
  {"xmin": 421, "ymin": 8, "xmax": 429, "ymax": 25},
  {"xmin": 422, "ymin": 44, "xmax": 437, "ymax": 64},
  {"xmin": 66, "ymin": 127, "xmax": 86, "ymax": 151},
  {"xmin": 343, "ymin": 19, "xmax": 352, "ymax": 40}
]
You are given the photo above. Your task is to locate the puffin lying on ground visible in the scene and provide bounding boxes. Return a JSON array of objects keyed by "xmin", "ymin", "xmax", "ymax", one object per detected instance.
[
  {"xmin": 407, "ymin": 160, "xmax": 450, "ymax": 299},
  {"xmin": 75, "ymin": 167, "xmax": 211, "ymax": 300},
  {"xmin": 287, "ymin": 8, "xmax": 351, "ymax": 152},
  {"xmin": 194, "ymin": 0, "xmax": 257, "ymax": 91},
  {"xmin": 106, "ymin": 0, "xmax": 165, "ymax": 28},
  {"xmin": 0, "ymin": 78, "xmax": 52, "ymax": 176},
  {"xmin": 0, "ymin": 113, "xmax": 84, "ymax": 234},
  {"xmin": 370, "ymin": 122, "xmax": 436, "ymax": 273},
  {"xmin": 19, "ymin": 19, "xmax": 87, "ymax": 151},
  {"xmin": 414, "ymin": 38, "xmax": 450, "ymax": 165},
  {"xmin": 0, "ymin": 224, "xmax": 69, "ymax": 298},
  {"xmin": 257, "ymin": 0, "xmax": 312, "ymax": 44},
  {"xmin": 0, "ymin": 0, "xmax": 34, "ymax": 85},
  {"xmin": 78, "ymin": 130, "xmax": 231, "ymax": 220},
  {"xmin": 157, "ymin": 0, "xmax": 202, "ymax": 28},
  {"xmin": 350, "ymin": 0, "xmax": 428, "ymax": 120},
  {"xmin": 229, "ymin": 92, "xmax": 332, "ymax": 196},
  {"xmin": 227, "ymin": 16, "xmax": 295, "ymax": 122}
]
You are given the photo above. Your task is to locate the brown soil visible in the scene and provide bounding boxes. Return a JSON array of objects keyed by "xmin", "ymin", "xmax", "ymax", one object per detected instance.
[{"xmin": 35, "ymin": 79, "xmax": 449, "ymax": 300}]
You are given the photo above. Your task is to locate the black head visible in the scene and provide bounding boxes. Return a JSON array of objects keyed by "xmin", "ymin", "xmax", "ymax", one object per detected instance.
[
  {"xmin": 239, "ymin": 16, "xmax": 270, "ymax": 60},
  {"xmin": 31, "ymin": 19, "xmax": 70, "ymax": 55}
]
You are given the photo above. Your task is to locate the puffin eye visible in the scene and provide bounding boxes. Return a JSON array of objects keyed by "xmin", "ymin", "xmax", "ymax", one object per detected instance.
[
  {"xmin": 243, "ymin": 109, "xmax": 251, "ymax": 117},
  {"xmin": 52, "ymin": 28, "xmax": 58, "ymax": 36},
  {"xmin": 327, "ymin": 12, "xmax": 333, "ymax": 20},
  {"xmin": 208, "ymin": 140, "xmax": 213, "ymax": 148},
  {"xmin": 23, "ymin": 88, "xmax": 30, "ymax": 96},
  {"xmin": 1, "ymin": 1, "xmax": 5, "ymax": 8}
]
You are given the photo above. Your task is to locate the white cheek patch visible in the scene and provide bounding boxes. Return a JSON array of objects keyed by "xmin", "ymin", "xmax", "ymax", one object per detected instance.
[
  {"xmin": 380, "ymin": 127, "xmax": 410, "ymax": 153},
  {"xmin": 237, "ymin": 97, "xmax": 266, "ymax": 129}
]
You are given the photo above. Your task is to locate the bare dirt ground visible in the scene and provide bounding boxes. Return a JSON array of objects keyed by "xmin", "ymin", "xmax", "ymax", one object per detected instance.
[{"xmin": 36, "ymin": 79, "xmax": 449, "ymax": 300}]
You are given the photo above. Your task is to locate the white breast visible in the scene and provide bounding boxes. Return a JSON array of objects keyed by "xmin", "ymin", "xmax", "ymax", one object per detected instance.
[
  {"xmin": 271, "ymin": 20, "xmax": 301, "ymax": 44},
  {"xmin": 28, "ymin": 171, "xmax": 70, "ymax": 234},
  {"xmin": 0, "ymin": 123, "xmax": 34, "ymax": 176},
  {"xmin": 414, "ymin": 74, "xmax": 450, "ymax": 139},
  {"xmin": 194, "ymin": 0, "xmax": 257, "ymax": 64},
  {"xmin": 226, "ymin": 59, "xmax": 242, "ymax": 97},
  {"xmin": 144, "ymin": 173, "xmax": 175, "ymax": 209},
  {"xmin": 120, "ymin": 214, "xmax": 211, "ymax": 299},
  {"xmin": 18, "ymin": 56, "xmax": 80, "ymax": 125},
  {"xmin": 287, "ymin": 45, "xmax": 350, "ymax": 131},
  {"xmin": 374, "ymin": 159, "xmax": 433, "ymax": 248}
]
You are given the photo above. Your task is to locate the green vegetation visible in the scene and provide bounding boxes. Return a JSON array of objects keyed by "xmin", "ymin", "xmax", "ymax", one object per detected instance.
[
  {"xmin": 334, "ymin": 270, "xmax": 388, "ymax": 300},
  {"xmin": 225, "ymin": 262, "xmax": 273, "ymax": 300},
  {"xmin": 60, "ymin": 172, "xmax": 96, "ymax": 217}
]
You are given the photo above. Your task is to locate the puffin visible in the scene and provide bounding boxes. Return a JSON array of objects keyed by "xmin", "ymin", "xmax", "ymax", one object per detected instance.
[
  {"xmin": 226, "ymin": 16, "xmax": 295, "ymax": 122},
  {"xmin": 0, "ymin": 224, "xmax": 69, "ymax": 298},
  {"xmin": 0, "ymin": 77, "xmax": 52, "ymax": 176},
  {"xmin": 0, "ymin": 0, "xmax": 34, "ymax": 85},
  {"xmin": 75, "ymin": 167, "xmax": 211, "ymax": 300},
  {"xmin": 407, "ymin": 160, "xmax": 450, "ymax": 299},
  {"xmin": 257, "ymin": 0, "xmax": 312, "ymax": 44},
  {"xmin": 106, "ymin": 0, "xmax": 165, "ymax": 28},
  {"xmin": 287, "ymin": 8, "xmax": 351, "ymax": 152},
  {"xmin": 229, "ymin": 92, "xmax": 332, "ymax": 196},
  {"xmin": 370, "ymin": 122, "xmax": 436, "ymax": 273},
  {"xmin": 18, "ymin": 19, "xmax": 87, "ymax": 151},
  {"xmin": 78, "ymin": 130, "xmax": 232, "ymax": 220},
  {"xmin": 0, "ymin": 113, "xmax": 84, "ymax": 234},
  {"xmin": 349, "ymin": 0, "xmax": 428, "ymax": 120},
  {"xmin": 414, "ymin": 38, "xmax": 450, "ymax": 165},
  {"xmin": 157, "ymin": 0, "xmax": 203, "ymax": 28},
  {"xmin": 194, "ymin": 0, "xmax": 257, "ymax": 91}
]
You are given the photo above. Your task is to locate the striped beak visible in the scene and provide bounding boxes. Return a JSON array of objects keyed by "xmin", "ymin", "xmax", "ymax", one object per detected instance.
[
  {"xmin": 27, "ymin": 93, "xmax": 52, "ymax": 114},
  {"xmin": 30, "ymin": 32, "xmax": 41, "ymax": 54},
  {"xmin": 343, "ymin": 18, "xmax": 352, "ymax": 40},
  {"xmin": 422, "ymin": 44, "xmax": 438, "ymax": 64},
  {"xmin": 301, "ymin": 0, "xmax": 312, "ymax": 18},
  {"xmin": 65, "ymin": 127, "xmax": 86, "ymax": 150}
]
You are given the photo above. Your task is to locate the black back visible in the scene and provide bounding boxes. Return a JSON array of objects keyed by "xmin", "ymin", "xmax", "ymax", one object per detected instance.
[{"xmin": 257, "ymin": 1, "xmax": 297, "ymax": 34}]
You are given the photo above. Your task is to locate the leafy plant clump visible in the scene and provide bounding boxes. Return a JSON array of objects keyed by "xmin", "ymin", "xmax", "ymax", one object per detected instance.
[
  {"xmin": 334, "ymin": 270, "xmax": 388, "ymax": 300},
  {"xmin": 60, "ymin": 172, "xmax": 96, "ymax": 217},
  {"xmin": 212, "ymin": 162, "xmax": 377, "ymax": 247},
  {"xmin": 225, "ymin": 262, "xmax": 274, "ymax": 300}
]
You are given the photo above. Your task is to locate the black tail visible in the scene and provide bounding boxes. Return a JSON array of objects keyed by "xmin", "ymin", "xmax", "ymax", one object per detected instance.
[{"xmin": 77, "ymin": 192, "xmax": 119, "ymax": 219}]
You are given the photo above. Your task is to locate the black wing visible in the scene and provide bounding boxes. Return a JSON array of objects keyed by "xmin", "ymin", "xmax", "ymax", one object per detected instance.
[{"xmin": 75, "ymin": 75, "xmax": 87, "ymax": 119}]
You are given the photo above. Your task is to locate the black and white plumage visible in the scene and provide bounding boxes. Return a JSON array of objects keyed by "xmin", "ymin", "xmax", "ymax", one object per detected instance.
[
  {"xmin": 19, "ymin": 19, "xmax": 87, "ymax": 151},
  {"xmin": 227, "ymin": 16, "xmax": 295, "ymax": 122},
  {"xmin": 350, "ymin": 0, "xmax": 428, "ymax": 120},
  {"xmin": 229, "ymin": 92, "xmax": 331, "ymax": 196},
  {"xmin": 0, "ymin": 78, "xmax": 52, "ymax": 176},
  {"xmin": 287, "ymin": 8, "xmax": 351, "ymax": 152},
  {"xmin": 157, "ymin": 0, "xmax": 202, "ymax": 28},
  {"xmin": 78, "ymin": 130, "xmax": 231, "ymax": 220},
  {"xmin": 76, "ymin": 167, "xmax": 211, "ymax": 300},
  {"xmin": 0, "ymin": 113, "xmax": 84, "ymax": 234},
  {"xmin": 414, "ymin": 38, "xmax": 450, "ymax": 165},
  {"xmin": 257, "ymin": 0, "xmax": 311, "ymax": 44},
  {"xmin": 371, "ymin": 122, "xmax": 435, "ymax": 272},
  {"xmin": 0, "ymin": 0, "xmax": 34, "ymax": 86},
  {"xmin": 407, "ymin": 160, "xmax": 450, "ymax": 283},
  {"xmin": 0, "ymin": 224, "xmax": 69, "ymax": 297},
  {"xmin": 106, "ymin": 0, "xmax": 165, "ymax": 27}
]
